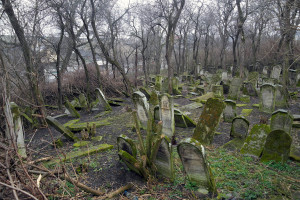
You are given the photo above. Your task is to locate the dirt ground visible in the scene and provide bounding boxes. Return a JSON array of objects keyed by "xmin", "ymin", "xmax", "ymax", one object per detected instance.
[{"xmin": 25, "ymin": 86, "xmax": 300, "ymax": 199}]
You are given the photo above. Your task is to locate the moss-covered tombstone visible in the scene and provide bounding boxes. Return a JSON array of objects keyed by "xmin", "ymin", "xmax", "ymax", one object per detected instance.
[
  {"xmin": 290, "ymin": 126, "xmax": 300, "ymax": 161},
  {"xmin": 155, "ymin": 75, "xmax": 163, "ymax": 91},
  {"xmin": 259, "ymin": 84, "xmax": 276, "ymax": 113},
  {"xmin": 240, "ymin": 124, "xmax": 271, "ymax": 158},
  {"xmin": 239, "ymin": 95, "xmax": 250, "ymax": 103},
  {"xmin": 174, "ymin": 108, "xmax": 196, "ymax": 128},
  {"xmin": 228, "ymin": 77, "xmax": 243, "ymax": 100},
  {"xmin": 177, "ymin": 138, "xmax": 217, "ymax": 195},
  {"xmin": 223, "ymin": 100, "xmax": 237, "ymax": 123},
  {"xmin": 159, "ymin": 94, "xmax": 175, "ymax": 138},
  {"xmin": 242, "ymin": 82, "xmax": 257, "ymax": 96},
  {"xmin": 275, "ymin": 84, "xmax": 288, "ymax": 109},
  {"xmin": 132, "ymin": 91, "xmax": 150, "ymax": 129},
  {"xmin": 172, "ymin": 77, "xmax": 181, "ymax": 95},
  {"xmin": 78, "ymin": 93, "xmax": 88, "ymax": 109},
  {"xmin": 139, "ymin": 87, "xmax": 151, "ymax": 100},
  {"xmin": 117, "ymin": 134, "xmax": 137, "ymax": 158},
  {"xmin": 230, "ymin": 116, "xmax": 249, "ymax": 139},
  {"xmin": 241, "ymin": 109, "xmax": 253, "ymax": 117},
  {"xmin": 260, "ymin": 130, "xmax": 292, "ymax": 163},
  {"xmin": 270, "ymin": 109, "xmax": 293, "ymax": 134},
  {"xmin": 65, "ymin": 98, "xmax": 80, "ymax": 118},
  {"xmin": 46, "ymin": 116, "xmax": 78, "ymax": 141},
  {"xmin": 149, "ymin": 90, "xmax": 159, "ymax": 106},
  {"xmin": 95, "ymin": 88, "xmax": 112, "ymax": 111},
  {"xmin": 212, "ymin": 85, "xmax": 224, "ymax": 99},
  {"xmin": 270, "ymin": 65, "xmax": 282, "ymax": 79},
  {"xmin": 193, "ymin": 98, "xmax": 225, "ymax": 145}
]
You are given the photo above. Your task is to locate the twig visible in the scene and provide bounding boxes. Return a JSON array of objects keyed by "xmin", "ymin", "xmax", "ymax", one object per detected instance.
[
  {"xmin": 0, "ymin": 181, "xmax": 39, "ymax": 200},
  {"xmin": 26, "ymin": 129, "xmax": 38, "ymax": 148},
  {"xmin": 27, "ymin": 156, "xmax": 52, "ymax": 165},
  {"xmin": 6, "ymin": 151, "xmax": 19, "ymax": 200},
  {"xmin": 95, "ymin": 183, "xmax": 133, "ymax": 200}
]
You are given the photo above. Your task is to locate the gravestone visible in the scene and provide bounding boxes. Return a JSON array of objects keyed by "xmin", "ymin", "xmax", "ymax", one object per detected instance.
[
  {"xmin": 154, "ymin": 105, "xmax": 160, "ymax": 121},
  {"xmin": 248, "ymin": 71, "xmax": 259, "ymax": 89},
  {"xmin": 172, "ymin": 77, "xmax": 181, "ymax": 95},
  {"xmin": 10, "ymin": 102, "xmax": 26, "ymax": 158},
  {"xmin": 117, "ymin": 134, "xmax": 137, "ymax": 158},
  {"xmin": 155, "ymin": 75, "xmax": 163, "ymax": 91},
  {"xmin": 149, "ymin": 90, "xmax": 159, "ymax": 106},
  {"xmin": 132, "ymin": 91, "xmax": 149, "ymax": 128},
  {"xmin": 65, "ymin": 99, "xmax": 80, "ymax": 118},
  {"xmin": 159, "ymin": 94, "xmax": 175, "ymax": 138},
  {"xmin": 270, "ymin": 65, "xmax": 281, "ymax": 79},
  {"xmin": 262, "ymin": 78, "xmax": 276, "ymax": 85},
  {"xmin": 290, "ymin": 124, "xmax": 300, "ymax": 161},
  {"xmin": 177, "ymin": 138, "xmax": 217, "ymax": 194},
  {"xmin": 139, "ymin": 87, "xmax": 151, "ymax": 100},
  {"xmin": 259, "ymin": 84, "xmax": 276, "ymax": 113},
  {"xmin": 95, "ymin": 88, "xmax": 112, "ymax": 111},
  {"xmin": 270, "ymin": 109, "xmax": 293, "ymax": 134},
  {"xmin": 221, "ymin": 71, "xmax": 228, "ymax": 82},
  {"xmin": 262, "ymin": 66, "xmax": 269, "ymax": 76},
  {"xmin": 260, "ymin": 130, "xmax": 292, "ymax": 163},
  {"xmin": 223, "ymin": 100, "xmax": 236, "ymax": 123},
  {"xmin": 174, "ymin": 109, "xmax": 196, "ymax": 128},
  {"xmin": 154, "ymin": 137, "xmax": 174, "ymax": 180},
  {"xmin": 243, "ymin": 82, "xmax": 257, "ymax": 96},
  {"xmin": 46, "ymin": 116, "xmax": 77, "ymax": 141},
  {"xmin": 193, "ymin": 98, "xmax": 225, "ymax": 145},
  {"xmin": 288, "ymin": 69, "xmax": 297, "ymax": 86},
  {"xmin": 240, "ymin": 124, "xmax": 270, "ymax": 158},
  {"xmin": 212, "ymin": 85, "xmax": 224, "ymax": 99},
  {"xmin": 229, "ymin": 77, "xmax": 243, "ymax": 100},
  {"xmin": 275, "ymin": 84, "xmax": 288, "ymax": 108},
  {"xmin": 79, "ymin": 94, "xmax": 88, "ymax": 108},
  {"xmin": 230, "ymin": 116, "xmax": 249, "ymax": 139}
]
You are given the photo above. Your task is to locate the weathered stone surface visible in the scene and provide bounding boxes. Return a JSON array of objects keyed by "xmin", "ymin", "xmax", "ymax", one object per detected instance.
[
  {"xmin": 172, "ymin": 77, "xmax": 181, "ymax": 95},
  {"xmin": 190, "ymin": 92, "xmax": 215, "ymax": 103},
  {"xmin": 154, "ymin": 137, "xmax": 174, "ymax": 180},
  {"xmin": 270, "ymin": 65, "xmax": 281, "ymax": 79},
  {"xmin": 155, "ymin": 76, "xmax": 163, "ymax": 91},
  {"xmin": 248, "ymin": 71, "xmax": 259, "ymax": 89},
  {"xmin": 222, "ymin": 138, "xmax": 245, "ymax": 151},
  {"xmin": 230, "ymin": 116, "xmax": 249, "ymax": 139},
  {"xmin": 239, "ymin": 95, "xmax": 250, "ymax": 103},
  {"xmin": 159, "ymin": 94, "xmax": 175, "ymax": 138},
  {"xmin": 212, "ymin": 85, "xmax": 224, "ymax": 99},
  {"xmin": 46, "ymin": 116, "xmax": 77, "ymax": 141},
  {"xmin": 174, "ymin": 109, "xmax": 196, "ymax": 128},
  {"xmin": 132, "ymin": 91, "xmax": 149, "ymax": 129},
  {"xmin": 241, "ymin": 109, "xmax": 253, "ymax": 117},
  {"xmin": 240, "ymin": 124, "xmax": 270, "ymax": 158},
  {"xmin": 228, "ymin": 77, "xmax": 243, "ymax": 100},
  {"xmin": 79, "ymin": 93, "xmax": 88, "ymax": 108},
  {"xmin": 260, "ymin": 130, "xmax": 292, "ymax": 163},
  {"xmin": 117, "ymin": 134, "xmax": 137, "ymax": 158},
  {"xmin": 65, "ymin": 99, "xmax": 80, "ymax": 118},
  {"xmin": 177, "ymin": 138, "xmax": 217, "ymax": 194},
  {"xmin": 270, "ymin": 109, "xmax": 293, "ymax": 134},
  {"xmin": 260, "ymin": 84, "xmax": 276, "ymax": 113},
  {"xmin": 275, "ymin": 84, "xmax": 288, "ymax": 108},
  {"xmin": 65, "ymin": 119, "xmax": 110, "ymax": 132},
  {"xmin": 139, "ymin": 87, "xmax": 151, "ymax": 100},
  {"xmin": 193, "ymin": 98, "xmax": 225, "ymax": 145},
  {"xmin": 243, "ymin": 82, "xmax": 257, "ymax": 96},
  {"xmin": 180, "ymin": 102, "xmax": 203, "ymax": 111},
  {"xmin": 149, "ymin": 90, "xmax": 159, "ymax": 106},
  {"xmin": 223, "ymin": 100, "xmax": 236, "ymax": 123},
  {"xmin": 154, "ymin": 105, "xmax": 160, "ymax": 121},
  {"xmin": 95, "ymin": 88, "xmax": 112, "ymax": 111},
  {"xmin": 290, "ymin": 126, "xmax": 300, "ymax": 161}
]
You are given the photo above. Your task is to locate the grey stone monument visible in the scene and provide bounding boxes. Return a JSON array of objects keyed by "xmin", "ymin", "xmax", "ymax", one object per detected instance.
[
  {"xmin": 159, "ymin": 94, "xmax": 175, "ymax": 138},
  {"xmin": 259, "ymin": 84, "xmax": 276, "ymax": 113}
]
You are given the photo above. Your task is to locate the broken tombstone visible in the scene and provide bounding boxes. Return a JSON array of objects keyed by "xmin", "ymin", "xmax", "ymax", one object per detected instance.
[{"xmin": 95, "ymin": 88, "xmax": 112, "ymax": 111}]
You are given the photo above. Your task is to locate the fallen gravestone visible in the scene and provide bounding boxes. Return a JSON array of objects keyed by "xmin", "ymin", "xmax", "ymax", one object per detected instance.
[
  {"xmin": 95, "ymin": 88, "xmax": 112, "ymax": 111},
  {"xmin": 159, "ymin": 94, "xmax": 175, "ymax": 138},
  {"xmin": 117, "ymin": 134, "xmax": 137, "ymax": 158},
  {"xmin": 230, "ymin": 116, "xmax": 249, "ymax": 139},
  {"xmin": 240, "ymin": 124, "xmax": 270, "ymax": 158},
  {"xmin": 46, "ymin": 116, "xmax": 78, "ymax": 141},
  {"xmin": 177, "ymin": 138, "xmax": 217, "ymax": 194},
  {"xmin": 260, "ymin": 84, "xmax": 276, "ymax": 113},
  {"xmin": 223, "ymin": 100, "xmax": 236, "ymax": 123},
  {"xmin": 260, "ymin": 130, "xmax": 292, "ymax": 163},
  {"xmin": 65, "ymin": 99, "xmax": 80, "ymax": 118},
  {"xmin": 193, "ymin": 98, "xmax": 225, "ymax": 145},
  {"xmin": 174, "ymin": 109, "xmax": 196, "ymax": 128},
  {"xmin": 270, "ymin": 109, "xmax": 293, "ymax": 134},
  {"xmin": 132, "ymin": 91, "xmax": 150, "ymax": 129}
]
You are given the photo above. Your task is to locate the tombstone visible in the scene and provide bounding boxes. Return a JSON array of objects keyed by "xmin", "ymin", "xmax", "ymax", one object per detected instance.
[
  {"xmin": 248, "ymin": 71, "xmax": 259, "ymax": 89},
  {"xmin": 211, "ymin": 74, "xmax": 221, "ymax": 86},
  {"xmin": 240, "ymin": 124, "xmax": 270, "ymax": 158},
  {"xmin": 155, "ymin": 75, "xmax": 163, "ymax": 91},
  {"xmin": 10, "ymin": 103, "xmax": 26, "ymax": 158},
  {"xmin": 79, "ymin": 93, "xmax": 88, "ymax": 108},
  {"xmin": 288, "ymin": 69, "xmax": 297, "ymax": 86},
  {"xmin": 262, "ymin": 66, "xmax": 269, "ymax": 77},
  {"xmin": 262, "ymin": 77, "xmax": 276, "ymax": 85},
  {"xmin": 228, "ymin": 77, "xmax": 243, "ymax": 100},
  {"xmin": 174, "ymin": 109, "xmax": 196, "ymax": 128},
  {"xmin": 270, "ymin": 109, "xmax": 293, "ymax": 134},
  {"xmin": 117, "ymin": 134, "xmax": 137, "ymax": 158},
  {"xmin": 230, "ymin": 116, "xmax": 249, "ymax": 139},
  {"xmin": 212, "ymin": 85, "xmax": 224, "ymax": 99},
  {"xmin": 259, "ymin": 84, "xmax": 276, "ymax": 113},
  {"xmin": 270, "ymin": 65, "xmax": 281, "ymax": 79},
  {"xmin": 275, "ymin": 84, "xmax": 288, "ymax": 108},
  {"xmin": 177, "ymin": 138, "xmax": 217, "ymax": 194},
  {"xmin": 193, "ymin": 98, "xmax": 225, "ymax": 145},
  {"xmin": 159, "ymin": 94, "xmax": 175, "ymax": 138},
  {"xmin": 139, "ymin": 87, "xmax": 151, "ymax": 100},
  {"xmin": 221, "ymin": 71, "xmax": 228, "ymax": 82},
  {"xmin": 65, "ymin": 99, "xmax": 81, "ymax": 118},
  {"xmin": 46, "ymin": 116, "xmax": 77, "ymax": 141},
  {"xmin": 149, "ymin": 90, "xmax": 159, "ymax": 106},
  {"xmin": 260, "ymin": 130, "xmax": 292, "ymax": 163},
  {"xmin": 195, "ymin": 86, "xmax": 205, "ymax": 96},
  {"xmin": 290, "ymin": 124, "xmax": 300, "ymax": 161},
  {"xmin": 154, "ymin": 137, "xmax": 174, "ymax": 180},
  {"xmin": 172, "ymin": 77, "xmax": 181, "ymax": 95},
  {"xmin": 153, "ymin": 105, "xmax": 160, "ymax": 121},
  {"xmin": 132, "ymin": 91, "xmax": 149, "ymax": 129},
  {"xmin": 95, "ymin": 88, "xmax": 112, "ymax": 111},
  {"xmin": 223, "ymin": 100, "xmax": 236, "ymax": 123},
  {"xmin": 243, "ymin": 82, "xmax": 257, "ymax": 96}
]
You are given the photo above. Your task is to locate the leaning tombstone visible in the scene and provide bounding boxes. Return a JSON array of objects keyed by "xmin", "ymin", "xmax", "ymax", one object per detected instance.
[
  {"xmin": 212, "ymin": 85, "xmax": 224, "ymax": 99},
  {"xmin": 223, "ymin": 100, "xmax": 236, "ymax": 123},
  {"xmin": 159, "ymin": 94, "xmax": 175, "ymax": 138},
  {"xmin": 10, "ymin": 102, "xmax": 26, "ymax": 158},
  {"xmin": 139, "ymin": 87, "xmax": 151, "ymax": 100},
  {"xmin": 228, "ymin": 77, "xmax": 243, "ymax": 100},
  {"xmin": 132, "ymin": 91, "xmax": 149, "ymax": 129},
  {"xmin": 275, "ymin": 84, "xmax": 288, "ymax": 108},
  {"xmin": 240, "ymin": 124, "xmax": 270, "ymax": 158},
  {"xmin": 192, "ymin": 98, "xmax": 225, "ymax": 145},
  {"xmin": 79, "ymin": 93, "xmax": 88, "ymax": 108},
  {"xmin": 270, "ymin": 65, "xmax": 281, "ymax": 79},
  {"xmin": 260, "ymin": 130, "xmax": 292, "ymax": 163},
  {"xmin": 230, "ymin": 116, "xmax": 249, "ymax": 139},
  {"xmin": 270, "ymin": 109, "xmax": 293, "ymax": 134},
  {"xmin": 259, "ymin": 84, "xmax": 276, "ymax": 113},
  {"xmin": 95, "ymin": 88, "xmax": 112, "ymax": 111},
  {"xmin": 65, "ymin": 99, "xmax": 81, "ymax": 118},
  {"xmin": 177, "ymin": 138, "xmax": 217, "ymax": 194},
  {"xmin": 154, "ymin": 137, "xmax": 174, "ymax": 180},
  {"xmin": 117, "ymin": 134, "xmax": 137, "ymax": 158}
]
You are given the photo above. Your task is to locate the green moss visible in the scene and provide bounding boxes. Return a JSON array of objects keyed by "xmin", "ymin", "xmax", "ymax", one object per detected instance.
[
  {"xmin": 239, "ymin": 95, "xmax": 250, "ymax": 103},
  {"xmin": 190, "ymin": 92, "xmax": 214, "ymax": 103},
  {"xmin": 94, "ymin": 111, "xmax": 112, "ymax": 119},
  {"xmin": 46, "ymin": 116, "xmax": 78, "ymax": 141},
  {"xmin": 91, "ymin": 136, "xmax": 103, "ymax": 142},
  {"xmin": 54, "ymin": 138, "xmax": 63, "ymax": 148},
  {"xmin": 149, "ymin": 90, "xmax": 159, "ymax": 105},
  {"xmin": 222, "ymin": 138, "xmax": 245, "ymax": 151},
  {"xmin": 65, "ymin": 119, "xmax": 110, "ymax": 132},
  {"xmin": 236, "ymin": 104, "xmax": 248, "ymax": 107},
  {"xmin": 65, "ymin": 99, "xmax": 80, "ymax": 118},
  {"xmin": 252, "ymin": 104, "xmax": 259, "ymax": 108},
  {"xmin": 63, "ymin": 119, "xmax": 80, "ymax": 128},
  {"xmin": 73, "ymin": 141, "xmax": 90, "ymax": 147},
  {"xmin": 118, "ymin": 150, "xmax": 142, "ymax": 176},
  {"xmin": 241, "ymin": 109, "xmax": 253, "ymax": 117}
]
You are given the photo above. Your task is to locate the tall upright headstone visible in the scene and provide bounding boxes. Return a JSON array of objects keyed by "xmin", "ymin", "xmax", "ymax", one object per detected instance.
[
  {"xmin": 259, "ymin": 84, "xmax": 276, "ymax": 113},
  {"xmin": 193, "ymin": 98, "xmax": 225, "ymax": 145},
  {"xmin": 230, "ymin": 116, "xmax": 249, "ymax": 139},
  {"xmin": 275, "ymin": 84, "xmax": 288, "ymax": 108},
  {"xmin": 132, "ymin": 91, "xmax": 149, "ymax": 129},
  {"xmin": 270, "ymin": 65, "xmax": 281, "ymax": 79},
  {"xmin": 159, "ymin": 94, "xmax": 175, "ymax": 138},
  {"xmin": 223, "ymin": 100, "xmax": 237, "ymax": 123},
  {"xmin": 228, "ymin": 77, "xmax": 243, "ymax": 100}
]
